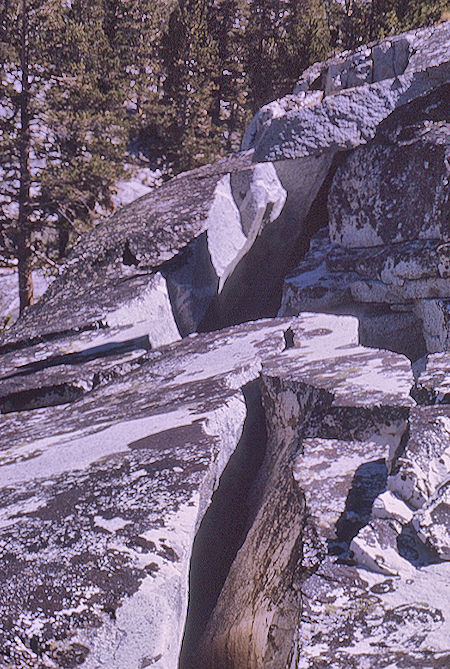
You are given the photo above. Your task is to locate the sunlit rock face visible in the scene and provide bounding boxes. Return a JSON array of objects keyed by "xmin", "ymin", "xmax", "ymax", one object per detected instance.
[
  {"xmin": 0, "ymin": 149, "xmax": 324, "ymax": 350},
  {"xmin": 280, "ymin": 83, "xmax": 450, "ymax": 359},
  {"xmin": 243, "ymin": 22, "xmax": 450, "ymax": 159},
  {"xmin": 0, "ymin": 20, "xmax": 449, "ymax": 669},
  {"xmin": 0, "ymin": 318, "xmax": 291, "ymax": 668}
]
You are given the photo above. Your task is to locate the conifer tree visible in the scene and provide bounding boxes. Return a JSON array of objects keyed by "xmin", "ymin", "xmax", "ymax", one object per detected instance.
[
  {"xmin": 101, "ymin": 0, "xmax": 171, "ymax": 148},
  {"xmin": 0, "ymin": 0, "xmax": 67, "ymax": 310},
  {"xmin": 278, "ymin": 0, "xmax": 331, "ymax": 93},
  {"xmin": 245, "ymin": 0, "xmax": 331, "ymax": 111},
  {"xmin": 0, "ymin": 0, "xmax": 130, "ymax": 310},
  {"xmin": 209, "ymin": 0, "xmax": 251, "ymax": 154},
  {"xmin": 162, "ymin": 0, "xmax": 219, "ymax": 172},
  {"xmin": 334, "ymin": 0, "xmax": 448, "ymax": 49},
  {"xmin": 42, "ymin": 0, "xmax": 129, "ymax": 258}
]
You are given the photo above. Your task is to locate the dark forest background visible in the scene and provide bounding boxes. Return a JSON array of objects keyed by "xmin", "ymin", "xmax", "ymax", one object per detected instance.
[{"xmin": 0, "ymin": 0, "xmax": 447, "ymax": 311}]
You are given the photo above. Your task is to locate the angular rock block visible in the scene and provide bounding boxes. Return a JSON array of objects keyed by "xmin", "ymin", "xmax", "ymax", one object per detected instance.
[
  {"xmin": 415, "ymin": 299, "xmax": 450, "ymax": 353},
  {"xmin": 197, "ymin": 313, "xmax": 414, "ymax": 668},
  {"xmin": 329, "ymin": 84, "xmax": 449, "ymax": 248},
  {"xmin": 295, "ymin": 377, "xmax": 450, "ymax": 666},
  {"xmin": 245, "ymin": 23, "xmax": 450, "ymax": 160},
  {"xmin": 413, "ymin": 351, "xmax": 450, "ymax": 404},
  {"xmin": 389, "ymin": 406, "xmax": 450, "ymax": 509},
  {"xmin": 413, "ymin": 479, "xmax": 450, "ymax": 560},
  {"xmin": 0, "ymin": 319, "xmax": 290, "ymax": 669}
]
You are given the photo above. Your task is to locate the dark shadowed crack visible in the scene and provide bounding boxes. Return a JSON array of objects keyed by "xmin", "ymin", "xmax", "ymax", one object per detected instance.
[{"xmin": 179, "ymin": 380, "xmax": 268, "ymax": 668}]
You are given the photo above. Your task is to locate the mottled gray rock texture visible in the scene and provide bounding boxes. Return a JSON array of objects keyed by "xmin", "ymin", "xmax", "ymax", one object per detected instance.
[
  {"xmin": 0, "ymin": 148, "xmax": 333, "ymax": 351},
  {"xmin": 195, "ymin": 313, "xmax": 414, "ymax": 668},
  {"xmin": 329, "ymin": 83, "xmax": 449, "ymax": 248},
  {"xmin": 413, "ymin": 351, "xmax": 450, "ymax": 404},
  {"xmin": 0, "ymin": 318, "xmax": 290, "ymax": 669},
  {"xmin": 244, "ymin": 22, "xmax": 450, "ymax": 160},
  {"xmin": 1, "ymin": 20, "xmax": 449, "ymax": 669},
  {"xmin": 293, "ymin": 393, "xmax": 450, "ymax": 668},
  {"xmin": 280, "ymin": 84, "xmax": 450, "ymax": 358}
]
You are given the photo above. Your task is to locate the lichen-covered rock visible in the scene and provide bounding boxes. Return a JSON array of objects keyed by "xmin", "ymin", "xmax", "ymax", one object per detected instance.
[
  {"xmin": 413, "ymin": 479, "xmax": 450, "ymax": 560},
  {"xmin": 214, "ymin": 152, "xmax": 335, "ymax": 326},
  {"xmin": 328, "ymin": 84, "xmax": 449, "ymax": 248},
  {"xmin": 293, "ymin": 383, "xmax": 450, "ymax": 667},
  {"xmin": 415, "ymin": 299, "xmax": 450, "ymax": 353},
  {"xmin": 0, "ymin": 318, "xmax": 290, "ymax": 669},
  {"xmin": 245, "ymin": 23, "xmax": 449, "ymax": 160},
  {"xmin": 279, "ymin": 85, "xmax": 450, "ymax": 358},
  {"xmin": 1, "ymin": 154, "xmax": 252, "ymax": 351},
  {"xmin": 388, "ymin": 406, "xmax": 450, "ymax": 510},
  {"xmin": 413, "ymin": 351, "xmax": 450, "ymax": 404},
  {"xmin": 195, "ymin": 313, "xmax": 414, "ymax": 668},
  {"xmin": 0, "ymin": 147, "xmax": 334, "ymax": 351},
  {"xmin": 278, "ymin": 229, "xmax": 429, "ymax": 359}
]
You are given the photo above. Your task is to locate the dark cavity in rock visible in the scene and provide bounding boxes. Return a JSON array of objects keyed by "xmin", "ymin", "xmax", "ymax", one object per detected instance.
[{"xmin": 179, "ymin": 380, "xmax": 268, "ymax": 669}]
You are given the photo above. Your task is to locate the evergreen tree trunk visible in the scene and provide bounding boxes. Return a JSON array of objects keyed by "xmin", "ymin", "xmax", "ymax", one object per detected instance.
[{"xmin": 17, "ymin": 0, "xmax": 33, "ymax": 313}]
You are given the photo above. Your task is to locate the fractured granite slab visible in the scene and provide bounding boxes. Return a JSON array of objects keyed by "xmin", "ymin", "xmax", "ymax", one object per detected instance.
[{"xmin": 0, "ymin": 318, "xmax": 290, "ymax": 669}]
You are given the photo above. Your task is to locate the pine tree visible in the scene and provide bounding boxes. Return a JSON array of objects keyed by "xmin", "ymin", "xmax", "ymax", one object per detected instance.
[
  {"xmin": 334, "ymin": 0, "xmax": 448, "ymax": 50},
  {"xmin": 162, "ymin": 0, "xmax": 219, "ymax": 172},
  {"xmin": 278, "ymin": 0, "xmax": 331, "ymax": 93},
  {"xmin": 209, "ymin": 0, "xmax": 251, "ymax": 154},
  {"xmin": 101, "ymin": 0, "xmax": 172, "ymax": 153},
  {"xmin": 0, "ymin": 0, "xmax": 132, "ymax": 311},
  {"xmin": 245, "ymin": 0, "xmax": 331, "ymax": 111},
  {"xmin": 42, "ymin": 0, "xmax": 129, "ymax": 258},
  {"xmin": 0, "ymin": 0, "xmax": 67, "ymax": 311}
]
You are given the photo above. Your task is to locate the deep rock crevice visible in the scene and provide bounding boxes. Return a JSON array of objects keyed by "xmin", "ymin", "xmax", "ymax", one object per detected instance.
[
  {"xmin": 179, "ymin": 380, "xmax": 268, "ymax": 668},
  {"xmin": 0, "ymin": 22, "xmax": 449, "ymax": 669}
]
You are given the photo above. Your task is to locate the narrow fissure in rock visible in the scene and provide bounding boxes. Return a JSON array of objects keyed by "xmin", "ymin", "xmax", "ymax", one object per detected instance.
[{"xmin": 178, "ymin": 380, "xmax": 268, "ymax": 669}]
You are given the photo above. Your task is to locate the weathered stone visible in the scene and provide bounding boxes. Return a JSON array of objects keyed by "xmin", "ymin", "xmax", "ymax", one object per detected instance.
[
  {"xmin": 1, "ymin": 154, "xmax": 252, "ymax": 351},
  {"xmin": 350, "ymin": 277, "xmax": 450, "ymax": 303},
  {"xmin": 278, "ymin": 231, "xmax": 429, "ymax": 359},
  {"xmin": 279, "ymin": 231, "xmax": 356, "ymax": 314},
  {"xmin": 358, "ymin": 309, "xmax": 427, "ymax": 361},
  {"xmin": 329, "ymin": 85, "xmax": 449, "ymax": 248},
  {"xmin": 0, "ymin": 147, "xmax": 335, "ymax": 351},
  {"xmin": 212, "ymin": 152, "xmax": 335, "ymax": 326},
  {"xmin": 0, "ymin": 318, "xmax": 290, "ymax": 669},
  {"xmin": 0, "ymin": 20, "xmax": 449, "ymax": 669},
  {"xmin": 372, "ymin": 490, "xmax": 414, "ymax": 525},
  {"xmin": 278, "ymin": 88, "xmax": 450, "ymax": 356},
  {"xmin": 248, "ymin": 23, "xmax": 450, "ymax": 161},
  {"xmin": 389, "ymin": 407, "xmax": 450, "ymax": 510},
  {"xmin": 413, "ymin": 479, "xmax": 450, "ymax": 560},
  {"xmin": 196, "ymin": 313, "xmax": 413, "ymax": 668},
  {"xmin": 413, "ymin": 351, "xmax": 450, "ymax": 404},
  {"xmin": 415, "ymin": 299, "xmax": 450, "ymax": 353},
  {"xmin": 0, "ymin": 324, "xmax": 151, "ymax": 413},
  {"xmin": 194, "ymin": 374, "xmax": 330, "ymax": 669},
  {"xmin": 350, "ymin": 518, "xmax": 414, "ymax": 576},
  {"xmin": 327, "ymin": 239, "xmax": 450, "ymax": 283},
  {"xmin": 294, "ymin": 384, "xmax": 450, "ymax": 667}
]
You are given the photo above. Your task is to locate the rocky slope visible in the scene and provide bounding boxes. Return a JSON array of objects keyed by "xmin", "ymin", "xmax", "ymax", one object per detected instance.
[{"xmin": 0, "ymin": 21, "xmax": 449, "ymax": 669}]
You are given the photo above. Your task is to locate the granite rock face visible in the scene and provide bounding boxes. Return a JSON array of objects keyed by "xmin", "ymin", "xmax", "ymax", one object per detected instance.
[
  {"xmin": 291, "ymin": 387, "xmax": 450, "ymax": 668},
  {"xmin": 194, "ymin": 313, "xmax": 415, "ymax": 667},
  {"xmin": 1, "ymin": 21, "xmax": 450, "ymax": 669},
  {"xmin": 0, "ymin": 317, "xmax": 290, "ymax": 669},
  {"xmin": 280, "ymin": 84, "xmax": 450, "ymax": 358},
  {"xmin": 1, "ymin": 147, "xmax": 334, "ymax": 350},
  {"xmin": 244, "ymin": 22, "xmax": 450, "ymax": 160},
  {"xmin": 328, "ymin": 83, "xmax": 449, "ymax": 248}
]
